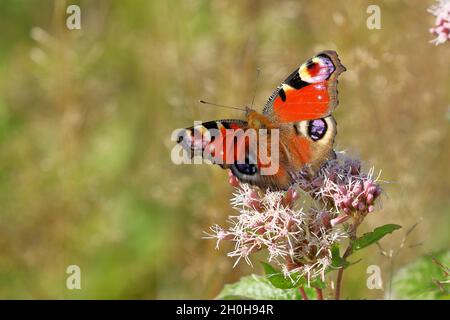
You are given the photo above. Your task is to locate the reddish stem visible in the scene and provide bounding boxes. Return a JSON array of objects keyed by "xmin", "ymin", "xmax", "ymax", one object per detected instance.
[
  {"xmin": 315, "ymin": 287, "xmax": 324, "ymax": 300},
  {"xmin": 335, "ymin": 268, "xmax": 344, "ymax": 300},
  {"xmin": 299, "ymin": 287, "xmax": 309, "ymax": 300},
  {"xmin": 334, "ymin": 244, "xmax": 354, "ymax": 300},
  {"xmin": 334, "ymin": 221, "xmax": 359, "ymax": 300}
]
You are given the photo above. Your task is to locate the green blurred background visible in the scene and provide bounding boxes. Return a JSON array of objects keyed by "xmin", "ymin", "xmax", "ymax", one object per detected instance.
[{"xmin": 0, "ymin": 0, "xmax": 448, "ymax": 299}]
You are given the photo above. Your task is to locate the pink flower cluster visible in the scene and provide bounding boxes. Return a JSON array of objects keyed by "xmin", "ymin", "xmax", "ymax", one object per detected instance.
[
  {"xmin": 298, "ymin": 155, "xmax": 383, "ymax": 217},
  {"xmin": 205, "ymin": 184, "xmax": 345, "ymax": 282},
  {"xmin": 429, "ymin": 0, "xmax": 450, "ymax": 45},
  {"xmin": 205, "ymin": 153, "xmax": 384, "ymax": 282}
]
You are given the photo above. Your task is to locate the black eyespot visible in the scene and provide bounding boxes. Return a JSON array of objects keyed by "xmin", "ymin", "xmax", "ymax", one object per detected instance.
[
  {"xmin": 278, "ymin": 88, "xmax": 286, "ymax": 102},
  {"xmin": 308, "ymin": 119, "xmax": 327, "ymax": 141},
  {"xmin": 233, "ymin": 162, "xmax": 258, "ymax": 175}
]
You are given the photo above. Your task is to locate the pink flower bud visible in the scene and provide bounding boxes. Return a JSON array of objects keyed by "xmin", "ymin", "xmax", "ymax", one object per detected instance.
[
  {"xmin": 330, "ymin": 214, "xmax": 351, "ymax": 227},
  {"xmin": 343, "ymin": 197, "xmax": 352, "ymax": 207},
  {"xmin": 374, "ymin": 187, "xmax": 382, "ymax": 197},
  {"xmin": 357, "ymin": 202, "xmax": 366, "ymax": 212},
  {"xmin": 338, "ymin": 185, "xmax": 347, "ymax": 195},
  {"xmin": 319, "ymin": 211, "xmax": 332, "ymax": 229},
  {"xmin": 282, "ymin": 188, "xmax": 299, "ymax": 207},
  {"xmin": 367, "ymin": 186, "xmax": 377, "ymax": 194},
  {"xmin": 353, "ymin": 181, "xmax": 363, "ymax": 194}
]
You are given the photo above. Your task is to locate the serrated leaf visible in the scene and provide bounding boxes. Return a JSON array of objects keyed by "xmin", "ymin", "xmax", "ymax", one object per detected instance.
[
  {"xmin": 353, "ymin": 224, "xmax": 401, "ymax": 251},
  {"xmin": 390, "ymin": 251, "xmax": 450, "ymax": 300},
  {"xmin": 215, "ymin": 275, "xmax": 316, "ymax": 300}
]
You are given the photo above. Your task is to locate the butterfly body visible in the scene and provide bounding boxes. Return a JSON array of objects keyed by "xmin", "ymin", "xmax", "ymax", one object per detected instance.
[{"xmin": 176, "ymin": 51, "xmax": 346, "ymax": 190}]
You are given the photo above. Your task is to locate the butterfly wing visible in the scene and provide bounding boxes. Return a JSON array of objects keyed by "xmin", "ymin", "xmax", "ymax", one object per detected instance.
[
  {"xmin": 176, "ymin": 119, "xmax": 294, "ymax": 190},
  {"xmin": 260, "ymin": 51, "xmax": 344, "ymax": 185},
  {"xmin": 263, "ymin": 50, "xmax": 346, "ymax": 122},
  {"xmin": 176, "ymin": 119, "xmax": 247, "ymax": 165},
  {"xmin": 176, "ymin": 51, "xmax": 345, "ymax": 190}
]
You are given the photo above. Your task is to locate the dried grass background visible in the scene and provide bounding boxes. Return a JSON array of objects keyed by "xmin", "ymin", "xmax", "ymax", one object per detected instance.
[{"xmin": 0, "ymin": 0, "xmax": 448, "ymax": 298}]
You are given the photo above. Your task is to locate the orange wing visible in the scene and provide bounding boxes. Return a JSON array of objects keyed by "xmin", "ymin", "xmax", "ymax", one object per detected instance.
[{"xmin": 263, "ymin": 50, "xmax": 346, "ymax": 122}]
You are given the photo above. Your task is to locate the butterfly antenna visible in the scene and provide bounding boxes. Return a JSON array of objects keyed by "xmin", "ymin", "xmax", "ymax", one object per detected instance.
[
  {"xmin": 199, "ymin": 100, "xmax": 246, "ymax": 112},
  {"xmin": 250, "ymin": 68, "xmax": 261, "ymax": 108}
]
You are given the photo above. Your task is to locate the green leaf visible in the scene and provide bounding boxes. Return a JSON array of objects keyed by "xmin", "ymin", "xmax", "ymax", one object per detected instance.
[
  {"xmin": 262, "ymin": 262, "xmax": 297, "ymax": 289},
  {"xmin": 353, "ymin": 224, "xmax": 402, "ymax": 251},
  {"xmin": 390, "ymin": 251, "xmax": 450, "ymax": 300},
  {"xmin": 310, "ymin": 277, "xmax": 327, "ymax": 289},
  {"xmin": 262, "ymin": 262, "xmax": 327, "ymax": 290},
  {"xmin": 330, "ymin": 243, "xmax": 350, "ymax": 269},
  {"xmin": 215, "ymin": 275, "xmax": 316, "ymax": 300}
]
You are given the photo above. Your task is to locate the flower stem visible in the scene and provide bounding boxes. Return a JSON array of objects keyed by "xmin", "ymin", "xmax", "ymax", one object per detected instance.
[
  {"xmin": 334, "ymin": 233, "xmax": 356, "ymax": 300},
  {"xmin": 315, "ymin": 287, "xmax": 324, "ymax": 300},
  {"xmin": 299, "ymin": 287, "xmax": 309, "ymax": 300},
  {"xmin": 335, "ymin": 267, "xmax": 344, "ymax": 300}
]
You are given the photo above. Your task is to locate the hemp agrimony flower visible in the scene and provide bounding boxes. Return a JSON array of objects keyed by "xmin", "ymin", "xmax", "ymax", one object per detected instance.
[{"xmin": 205, "ymin": 153, "xmax": 385, "ymax": 286}]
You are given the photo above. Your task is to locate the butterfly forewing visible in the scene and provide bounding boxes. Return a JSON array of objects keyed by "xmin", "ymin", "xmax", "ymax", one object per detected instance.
[
  {"xmin": 263, "ymin": 50, "xmax": 346, "ymax": 122},
  {"xmin": 176, "ymin": 119, "xmax": 249, "ymax": 165}
]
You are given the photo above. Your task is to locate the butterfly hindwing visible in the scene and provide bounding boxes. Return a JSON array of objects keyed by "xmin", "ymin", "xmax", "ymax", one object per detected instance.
[
  {"xmin": 286, "ymin": 116, "xmax": 337, "ymax": 178},
  {"xmin": 263, "ymin": 50, "xmax": 346, "ymax": 122}
]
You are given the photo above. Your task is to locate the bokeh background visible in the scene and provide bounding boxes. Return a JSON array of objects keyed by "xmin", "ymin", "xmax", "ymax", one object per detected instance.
[{"xmin": 0, "ymin": 0, "xmax": 448, "ymax": 299}]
